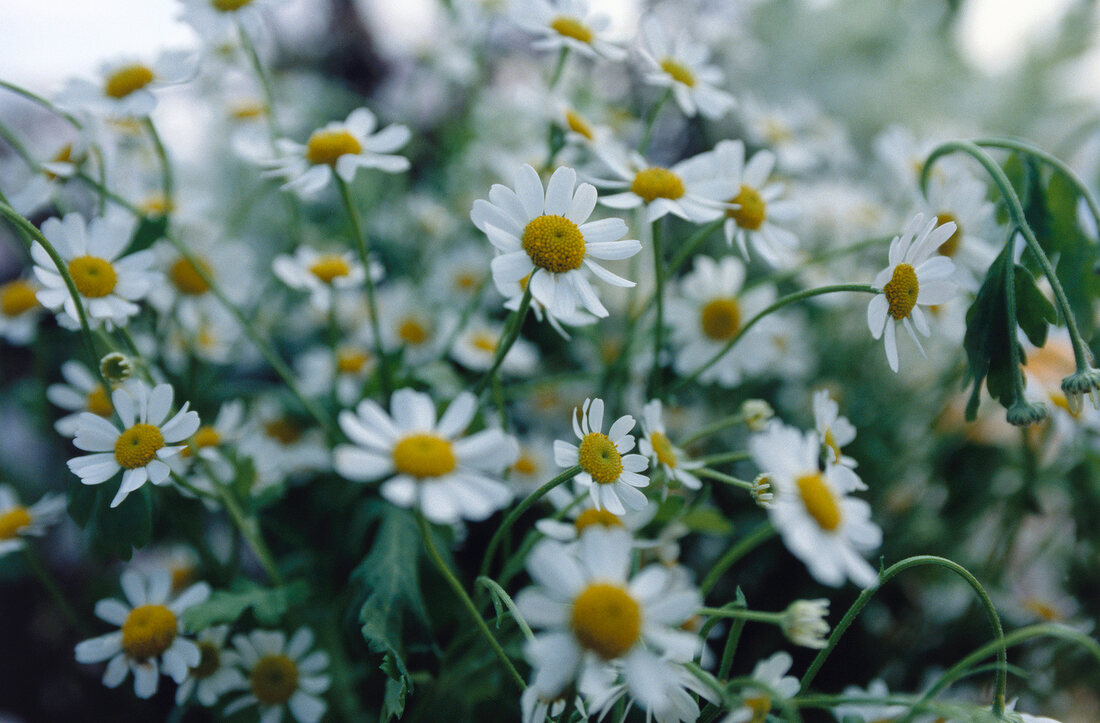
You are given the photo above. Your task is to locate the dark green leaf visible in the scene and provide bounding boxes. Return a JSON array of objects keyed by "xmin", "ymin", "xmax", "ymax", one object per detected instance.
[
  {"xmin": 680, "ymin": 506, "xmax": 734, "ymax": 535},
  {"xmin": 128, "ymin": 215, "xmax": 168, "ymax": 253},
  {"xmin": 181, "ymin": 580, "xmax": 308, "ymax": 630},
  {"xmin": 68, "ymin": 479, "xmax": 153, "ymax": 561},
  {"xmin": 1014, "ymin": 264, "xmax": 1056, "ymax": 347}
]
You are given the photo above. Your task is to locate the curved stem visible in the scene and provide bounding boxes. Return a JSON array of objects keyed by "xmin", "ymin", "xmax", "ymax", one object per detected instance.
[
  {"xmin": 548, "ymin": 47, "xmax": 569, "ymax": 91},
  {"xmin": 472, "ymin": 281, "xmax": 534, "ymax": 396},
  {"xmin": 699, "ymin": 522, "xmax": 776, "ymax": 595},
  {"xmin": 0, "ymin": 80, "xmax": 83, "ymax": 127},
  {"xmin": 1001, "ymin": 233, "xmax": 1027, "ymax": 403},
  {"xmin": 639, "ymin": 89, "xmax": 671, "ymax": 154},
  {"xmin": 649, "ymin": 218, "xmax": 667, "ymax": 398},
  {"xmin": 143, "ymin": 117, "xmax": 174, "ymax": 207}
]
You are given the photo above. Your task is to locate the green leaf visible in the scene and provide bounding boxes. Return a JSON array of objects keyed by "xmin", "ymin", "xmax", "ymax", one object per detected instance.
[
  {"xmin": 68, "ymin": 479, "xmax": 153, "ymax": 561},
  {"xmin": 181, "ymin": 581, "xmax": 308, "ymax": 631},
  {"xmin": 128, "ymin": 214, "xmax": 168, "ymax": 253},
  {"xmin": 1014, "ymin": 264, "xmax": 1056, "ymax": 347},
  {"xmin": 680, "ymin": 506, "xmax": 734, "ymax": 535},
  {"xmin": 1043, "ymin": 171, "xmax": 1100, "ymax": 339}
]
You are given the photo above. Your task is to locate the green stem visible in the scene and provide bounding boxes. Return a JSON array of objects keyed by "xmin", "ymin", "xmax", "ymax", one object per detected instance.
[
  {"xmin": 212, "ymin": 477, "xmax": 283, "ymax": 586},
  {"xmin": 143, "ymin": 118, "xmax": 174, "ymax": 207},
  {"xmin": 697, "ymin": 450, "xmax": 750, "ymax": 465},
  {"xmin": 0, "ymin": 119, "xmax": 37, "ymax": 168},
  {"xmin": 476, "ymin": 576, "xmax": 535, "ymax": 642},
  {"xmin": 799, "ymin": 555, "xmax": 1006, "ymax": 717},
  {"xmin": 22, "ymin": 545, "xmax": 87, "ymax": 634},
  {"xmin": 717, "ymin": 590, "xmax": 746, "ymax": 680},
  {"xmin": 497, "ymin": 491, "xmax": 587, "ymax": 588},
  {"xmin": 649, "ymin": 218, "xmax": 667, "ymax": 398},
  {"xmin": 639, "ymin": 89, "xmax": 671, "ymax": 154},
  {"xmin": 697, "ymin": 467, "xmax": 754, "ymax": 490},
  {"xmin": 0, "ymin": 80, "xmax": 83, "ymax": 127},
  {"xmin": 698, "ymin": 607, "xmax": 785, "ymax": 624},
  {"xmin": 700, "ymin": 522, "xmax": 776, "ymax": 595},
  {"xmin": 672, "ymin": 284, "xmax": 877, "ymax": 392},
  {"xmin": 548, "ymin": 47, "xmax": 569, "ymax": 91},
  {"xmin": 666, "ymin": 218, "xmax": 725, "ymax": 280},
  {"xmin": 416, "ymin": 511, "xmax": 526, "ymax": 690},
  {"xmin": 472, "ymin": 282, "xmax": 534, "ymax": 396},
  {"xmin": 236, "ymin": 19, "xmax": 283, "ymax": 137},
  {"xmin": 1001, "ymin": 234, "xmax": 1027, "ymax": 404},
  {"xmin": 681, "ymin": 413, "xmax": 746, "ymax": 446}
]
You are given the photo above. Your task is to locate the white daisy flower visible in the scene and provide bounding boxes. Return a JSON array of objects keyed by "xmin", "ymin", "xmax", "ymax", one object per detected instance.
[
  {"xmin": 583, "ymin": 655, "xmax": 719, "ymax": 723},
  {"xmin": 515, "ymin": 528, "xmax": 703, "ymax": 707},
  {"xmin": 263, "ymin": 107, "xmax": 411, "ymax": 197},
  {"xmin": 833, "ymin": 679, "xmax": 907, "ymax": 722},
  {"xmin": 639, "ymin": 400, "xmax": 704, "ymax": 491},
  {"xmin": 738, "ymin": 94, "xmax": 855, "ymax": 175},
  {"xmin": 780, "ymin": 599, "xmax": 830, "ymax": 649},
  {"xmin": 238, "ymin": 399, "xmax": 330, "ymax": 493},
  {"xmin": 47, "ymin": 360, "xmax": 117, "ymax": 437},
  {"xmin": 272, "ymin": 245, "xmax": 377, "ymax": 313},
  {"xmin": 812, "ymin": 389, "xmax": 857, "ymax": 468},
  {"xmin": 866, "ymin": 213, "xmax": 958, "ymax": 373},
  {"xmin": 470, "ymin": 164, "xmax": 641, "ymax": 320},
  {"xmin": 67, "ymin": 382, "xmax": 201, "ymax": 508},
  {"xmin": 507, "ymin": 437, "xmax": 558, "ymax": 496},
  {"xmin": 224, "ymin": 628, "xmax": 331, "ymax": 723},
  {"xmin": 919, "ymin": 171, "xmax": 999, "ymax": 291},
  {"xmin": 535, "ymin": 493, "xmax": 658, "ymax": 545},
  {"xmin": 333, "ymin": 389, "xmax": 518, "ymax": 524},
  {"xmin": 0, "ymin": 484, "xmax": 67, "ymax": 558},
  {"xmin": 58, "ymin": 51, "xmax": 194, "ymax": 119},
  {"xmin": 498, "ymin": 271, "xmax": 598, "ymax": 338},
  {"xmin": 424, "ymin": 243, "xmax": 494, "ymax": 306},
  {"xmin": 720, "ymin": 652, "xmax": 800, "ymax": 723},
  {"xmin": 638, "ymin": 17, "xmax": 735, "ymax": 119},
  {"xmin": 176, "ymin": 399, "xmax": 245, "ymax": 481},
  {"xmin": 32, "ymin": 212, "xmax": 157, "ymax": 329},
  {"xmin": 377, "ymin": 281, "xmax": 458, "ymax": 365},
  {"xmin": 74, "ymin": 567, "xmax": 211, "ymax": 699},
  {"xmin": 179, "ymin": 0, "xmax": 285, "ymax": 43},
  {"xmin": 749, "ymin": 422, "xmax": 881, "ymax": 588},
  {"xmin": 512, "ymin": 0, "xmax": 626, "ymax": 61},
  {"xmin": 148, "ymin": 234, "xmax": 254, "ymax": 318},
  {"xmin": 0, "ymin": 277, "xmax": 43, "ymax": 345},
  {"xmin": 295, "ymin": 343, "xmax": 377, "ymax": 407},
  {"xmin": 553, "ymin": 397, "xmax": 649, "ymax": 514},
  {"xmin": 450, "ymin": 317, "xmax": 539, "ymax": 376},
  {"xmin": 175, "ymin": 625, "xmax": 246, "ymax": 707}
]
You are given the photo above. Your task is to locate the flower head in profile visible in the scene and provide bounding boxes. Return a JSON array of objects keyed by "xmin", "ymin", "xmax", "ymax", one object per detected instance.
[
  {"xmin": 781, "ymin": 599, "xmax": 830, "ymax": 649},
  {"xmin": 812, "ymin": 389, "xmax": 856, "ymax": 468},
  {"xmin": 471, "ymin": 164, "xmax": 641, "ymax": 319},
  {"xmin": 512, "ymin": 0, "xmax": 626, "ymax": 61},
  {"xmin": 0, "ymin": 276, "xmax": 43, "ymax": 345},
  {"xmin": 867, "ymin": 213, "xmax": 958, "ymax": 372},
  {"xmin": 593, "ymin": 145, "xmax": 734, "ymax": 224},
  {"xmin": 272, "ymin": 246, "xmax": 377, "ymax": 312},
  {"xmin": 74, "ymin": 567, "xmax": 211, "ymax": 699},
  {"xmin": 554, "ymin": 397, "xmax": 649, "ymax": 514},
  {"xmin": 638, "ymin": 400, "xmax": 703, "ymax": 491},
  {"xmin": 638, "ymin": 18, "xmax": 734, "ymax": 119},
  {"xmin": 333, "ymin": 389, "xmax": 518, "ymax": 524},
  {"xmin": 224, "ymin": 628, "xmax": 330, "ymax": 723},
  {"xmin": 0, "ymin": 484, "xmax": 66, "ymax": 558},
  {"xmin": 58, "ymin": 52, "xmax": 193, "ymax": 119}
]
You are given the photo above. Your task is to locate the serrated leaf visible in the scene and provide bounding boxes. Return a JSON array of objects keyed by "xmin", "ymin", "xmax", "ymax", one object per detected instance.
[
  {"xmin": 963, "ymin": 246, "xmax": 1015, "ymax": 419},
  {"xmin": 181, "ymin": 581, "xmax": 308, "ymax": 630},
  {"xmin": 1014, "ymin": 264, "xmax": 1056, "ymax": 347}
]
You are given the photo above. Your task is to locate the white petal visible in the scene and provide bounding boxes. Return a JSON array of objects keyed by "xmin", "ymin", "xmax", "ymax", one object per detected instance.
[{"xmin": 544, "ymin": 166, "xmax": 577, "ymax": 217}]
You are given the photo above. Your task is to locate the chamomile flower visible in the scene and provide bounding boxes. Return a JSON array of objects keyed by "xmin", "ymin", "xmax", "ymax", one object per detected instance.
[
  {"xmin": 593, "ymin": 146, "xmax": 735, "ymax": 223},
  {"xmin": 584, "ymin": 657, "xmax": 718, "ymax": 723},
  {"xmin": 296, "ymin": 343, "xmax": 377, "ymax": 407},
  {"xmin": 515, "ymin": 528, "xmax": 703, "ymax": 707},
  {"xmin": 176, "ymin": 399, "xmax": 245, "ymax": 481},
  {"xmin": 918, "ymin": 171, "xmax": 999, "ymax": 291},
  {"xmin": 0, "ymin": 277, "xmax": 43, "ymax": 344},
  {"xmin": 224, "ymin": 628, "xmax": 330, "ymax": 723},
  {"xmin": 67, "ymin": 382, "xmax": 201, "ymax": 508},
  {"xmin": 812, "ymin": 389, "xmax": 857, "ymax": 468},
  {"xmin": 499, "ymin": 271, "xmax": 598, "ymax": 338},
  {"xmin": 238, "ymin": 399, "xmax": 330, "ymax": 493},
  {"xmin": 450, "ymin": 317, "xmax": 538, "ymax": 375},
  {"xmin": 721, "ymin": 652, "xmax": 800, "ymax": 723},
  {"xmin": 866, "ymin": 214, "xmax": 958, "ymax": 373},
  {"xmin": 553, "ymin": 397, "xmax": 649, "ymax": 514},
  {"xmin": 535, "ymin": 495, "xmax": 658, "ymax": 545},
  {"xmin": 58, "ymin": 52, "xmax": 193, "ymax": 119},
  {"xmin": 512, "ymin": 0, "xmax": 626, "ymax": 61},
  {"xmin": 333, "ymin": 389, "xmax": 518, "ymax": 524},
  {"xmin": 377, "ymin": 282, "xmax": 457, "ymax": 365},
  {"xmin": 48, "ymin": 360, "xmax": 116, "ymax": 437},
  {"xmin": 833, "ymin": 679, "xmax": 906, "ymax": 722},
  {"xmin": 471, "ymin": 164, "xmax": 641, "ymax": 319},
  {"xmin": 264, "ymin": 107, "xmax": 411, "ymax": 197},
  {"xmin": 781, "ymin": 599, "xmax": 830, "ymax": 649},
  {"xmin": 74, "ymin": 568, "xmax": 211, "ymax": 699},
  {"xmin": 175, "ymin": 625, "xmax": 246, "ymax": 707},
  {"xmin": 179, "ymin": 0, "xmax": 284, "ymax": 43},
  {"xmin": 639, "ymin": 400, "xmax": 703, "ymax": 491},
  {"xmin": 32, "ymin": 212, "xmax": 157, "ymax": 329},
  {"xmin": 272, "ymin": 246, "xmax": 377, "ymax": 312},
  {"xmin": 638, "ymin": 18, "xmax": 735, "ymax": 119},
  {"xmin": 0, "ymin": 485, "xmax": 66, "ymax": 558}
]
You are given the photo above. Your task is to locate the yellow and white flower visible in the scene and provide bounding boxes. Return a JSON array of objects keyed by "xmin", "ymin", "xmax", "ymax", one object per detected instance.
[
  {"xmin": 0, "ymin": 276, "xmax": 43, "ymax": 345},
  {"xmin": 296, "ymin": 342, "xmax": 377, "ymax": 407},
  {"xmin": 919, "ymin": 171, "xmax": 999, "ymax": 291},
  {"xmin": 377, "ymin": 281, "xmax": 457, "ymax": 365},
  {"xmin": 47, "ymin": 360, "xmax": 117, "ymax": 437},
  {"xmin": 67, "ymin": 382, "xmax": 201, "ymax": 508},
  {"xmin": 179, "ymin": 0, "xmax": 285, "ymax": 42},
  {"xmin": 638, "ymin": 18, "xmax": 734, "ymax": 119},
  {"xmin": 780, "ymin": 599, "xmax": 830, "ymax": 649},
  {"xmin": 593, "ymin": 146, "xmax": 735, "ymax": 223},
  {"xmin": 334, "ymin": 389, "xmax": 518, "ymax": 524},
  {"xmin": 450, "ymin": 316, "xmax": 538, "ymax": 376},
  {"xmin": 224, "ymin": 628, "xmax": 330, "ymax": 723},
  {"xmin": 720, "ymin": 652, "xmax": 800, "ymax": 723},
  {"xmin": 0, "ymin": 484, "xmax": 66, "ymax": 558},
  {"xmin": 512, "ymin": 0, "xmax": 626, "ymax": 61},
  {"xmin": 174, "ymin": 625, "xmax": 246, "ymax": 707},
  {"xmin": 639, "ymin": 400, "xmax": 703, "ymax": 491},
  {"xmin": 812, "ymin": 389, "xmax": 857, "ymax": 468},
  {"xmin": 238, "ymin": 398, "xmax": 330, "ymax": 492},
  {"xmin": 272, "ymin": 245, "xmax": 378, "ymax": 312},
  {"xmin": 471, "ymin": 164, "xmax": 641, "ymax": 320},
  {"xmin": 866, "ymin": 213, "xmax": 958, "ymax": 373},
  {"xmin": 74, "ymin": 567, "xmax": 211, "ymax": 699},
  {"xmin": 58, "ymin": 52, "xmax": 194, "ymax": 119},
  {"xmin": 553, "ymin": 397, "xmax": 649, "ymax": 514}
]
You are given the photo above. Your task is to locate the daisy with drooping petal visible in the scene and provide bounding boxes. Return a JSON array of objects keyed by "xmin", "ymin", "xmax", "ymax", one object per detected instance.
[
  {"xmin": 470, "ymin": 164, "xmax": 641, "ymax": 320},
  {"xmin": 74, "ymin": 567, "xmax": 211, "ymax": 699},
  {"xmin": 812, "ymin": 389, "xmax": 857, "ymax": 468},
  {"xmin": 866, "ymin": 213, "xmax": 958, "ymax": 373},
  {"xmin": 512, "ymin": 0, "xmax": 626, "ymax": 61},
  {"xmin": 749, "ymin": 421, "xmax": 881, "ymax": 588},
  {"xmin": 553, "ymin": 397, "xmax": 649, "ymax": 514},
  {"xmin": 58, "ymin": 51, "xmax": 194, "ymax": 119},
  {"xmin": 272, "ymin": 245, "xmax": 377, "ymax": 313},
  {"xmin": 48, "ymin": 360, "xmax": 116, "ymax": 437},
  {"xmin": 175, "ymin": 625, "xmax": 246, "ymax": 707},
  {"xmin": 0, "ymin": 276, "xmax": 43, "ymax": 345},
  {"xmin": 639, "ymin": 400, "xmax": 703, "ymax": 491},
  {"xmin": 333, "ymin": 389, "xmax": 518, "ymax": 524},
  {"xmin": 263, "ymin": 107, "xmax": 411, "ymax": 197},
  {"xmin": 32, "ymin": 212, "xmax": 157, "ymax": 329},
  {"xmin": 224, "ymin": 628, "xmax": 330, "ymax": 723},
  {"xmin": 0, "ymin": 485, "xmax": 67, "ymax": 558},
  {"xmin": 67, "ymin": 382, "xmax": 201, "ymax": 508},
  {"xmin": 720, "ymin": 652, "xmax": 800, "ymax": 723},
  {"xmin": 638, "ymin": 17, "xmax": 735, "ymax": 119}
]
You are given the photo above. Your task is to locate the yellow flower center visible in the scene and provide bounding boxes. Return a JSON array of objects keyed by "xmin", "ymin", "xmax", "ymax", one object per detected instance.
[
  {"xmin": 169, "ymin": 256, "xmax": 212, "ymax": 296},
  {"xmin": 649, "ymin": 431, "xmax": 677, "ymax": 467},
  {"xmin": 191, "ymin": 641, "xmax": 221, "ymax": 679},
  {"xmin": 728, "ymin": 185, "xmax": 766, "ymax": 231},
  {"xmin": 0, "ymin": 506, "xmax": 32, "ymax": 540},
  {"xmin": 251, "ymin": 654, "xmax": 299, "ymax": 705},
  {"xmin": 308, "ymin": 255, "xmax": 352, "ymax": 284},
  {"xmin": 551, "ymin": 16, "xmax": 594, "ymax": 43},
  {"xmin": 86, "ymin": 385, "xmax": 115, "ymax": 417},
  {"xmin": 512, "ymin": 454, "xmax": 538, "ymax": 476},
  {"xmin": 631, "ymin": 167, "xmax": 685, "ymax": 203},
  {"xmin": 392, "ymin": 433, "xmax": 456, "ymax": 478},
  {"xmin": 104, "ymin": 64, "xmax": 155, "ymax": 99},
  {"xmin": 114, "ymin": 423, "xmax": 166, "ymax": 470},
  {"xmin": 171, "ymin": 565, "xmax": 196, "ymax": 592},
  {"xmin": 660, "ymin": 57, "xmax": 696, "ymax": 87},
  {"xmin": 935, "ymin": 212, "xmax": 962, "ymax": 257},
  {"xmin": 578, "ymin": 432, "xmax": 623, "ymax": 485},
  {"xmin": 570, "ymin": 583, "xmax": 642, "ymax": 659},
  {"xmin": 229, "ymin": 100, "xmax": 267, "ymax": 119},
  {"xmin": 264, "ymin": 418, "xmax": 302, "ymax": 445},
  {"xmin": 565, "ymin": 109, "xmax": 594, "ymax": 140},
  {"xmin": 212, "ymin": 0, "xmax": 253, "ymax": 11},
  {"xmin": 305, "ymin": 129, "xmax": 362, "ymax": 166},
  {"xmin": 823, "ymin": 429, "xmax": 842, "ymax": 464},
  {"xmin": 1022, "ymin": 598, "xmax": 1063, "ymax": 622},
  {"xmin": 573, "ymin": 508, "xmax": 623, "ymax": 534},
  {"xmin": 183, "ymin": 425, "xmax": 221, "ymax": 458},
  {"xmin": 336, "ymin": 347, "xmax": 371, "ymax": 374},
  {"xmin": 43, "ymin": 144, "xmax": 75, "ymax": 180},
  {"xmin": 0, "ymin": 279, "xmax": 38, "ymax": 317},
  {"xmin": 140, "ymin": 194, "xmax": 174, "ymax": 216},
  {"xmin": 68, "ymin": 256, "xmax": 118, "ymax": 298},
  {"xmin": 120, "ymin": 604, "xmax": 177, "ymax": 661},
  {"xmin": 521, "ymin": 215, "xmax": 587, "ymax": 273},
  {"xmin": 796, "ymin": 472, "xmax": 841, "ymax": 531},
  {"xmin": 454, "ymin": 272, "xmax": 479, "ymax": 291},
  {"xmin": 398, "ymin": 317, "xmax": 430, "ymax": 345},
  {"xmin": 470, "ymin": 332, "xmax": 498, "ymax": 354},
  {"xmin": 700, "ymin": 297, "xmax": 741, "ymax": 341},
  {"xmin": 743, "ymin": 694, "xmax": 772, "ymax": 723},
  {"xmin": 883, "ymin": 263, "xmax": 919, "ymax": 320}
]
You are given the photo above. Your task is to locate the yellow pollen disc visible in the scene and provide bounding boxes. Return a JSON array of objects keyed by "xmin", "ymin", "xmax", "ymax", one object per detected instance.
[
  {"xmin": 1022, "ymin": 598, "xmax": 1063, "ymax": 622},
  {"xmin": 743, "ymin": 695, "xmax": 772, "ymax": 723},
  {"xmin": 649, "ymin": 431, "xmax": 677, "ymax": 467},
  {"xmin": 0, "ymin": 506, "xmax": 32, "ymax": 540},
  {"xmin": 250, "ymin": 654, "xmax": 299, "ymax": 705},
  {"xmin": 104, "ymin": 64, "xmax": 155, "ymax": 99},
  {"xmin": 796, "ymin": 472, "xmax": 841, "ymax": 531},
  {"xmin": 660, "ymin": 57, "xmax": 696, "ymax": 87},
  {"xmin": 700, "ymin": 297, "xmax": 741, "ymax": 341},
  {"xmin": 512, "ymin": 454, "xmax": 538, "ymax": 476},
  {"xmin": 264, "ymin": 418, "xmax": 302, "ymax": 445},
  {"xmin": 574, "ymin": 508, "xmax": 623, "ymax": 534},
  {"xmin": 578, "ymin": 432, "xmax": 623, "ymax": 485},
  {"xmin": 521, "ymin": 214, "xmax": 586, "ymax": 273},
  {"xmin": 392, "ymin": 433, "xmax": 456, "ymax": 478},
  {"xmin": 191, "ymin": 641, "xmax": 221, "ymax": 679},
  {"xmin": 398, "ymin": 318, "xmax": 429, "ymax": 345},
  {"xmin": 171, "ymin": 565, "xmax": 196, "ymax": 592},
  {"xmin": 337, "ymin": 348, "xmax": 371, "ymax": 374},
  {"xmin": 120, "ymin": 604, "xmax": 177, "ymax": 660},
  {"xmin": 305, "ymin": 129, "xmax": 362, "ymax": 166},
  {"xmin": 935, "ymin": 212, "xmax": 962, "ymax": 257},
  {"xmin": 212, "ymin": 0, "xmax": 253, "ymax": 11},
  {"xmin": 631, "ymin": 167, "xmax": 685, "ymax": 203},
  {"xmin": 728, "ymin": 185, "xmax": 766, "ymax": 230},
  {"xmin": 140, "ymin": 194, "xmax": 174, "ymax": 216},
  {"xmin": 308, "ymin": 255, "xmax": 352, "ymax": 284},
  {"xmin": 183, "ymin": 425, "xmax": 221, "ymax": 458},
  {"xmin": 114, "ymin": 423, "xmax": 166, "ymax": 469},
  {"xmin": 0, "ymin": 280, "xmax": 38, "ymax": 317},
  {"xmin": 454, "ymin": 272, "xmax": 479, "ymax": 291},
  {"xmin": 883, "ymin": 263, "xmax": 919, "ymax": 320},
  {"xmin": 86, "ymin": 385, "xmax": 114, "ymax": 417},
  {"xmin": 565, "ymin": 109, "xmax": 594, "ymax": 140},
  {"xmin": 169, "ymin": 256, "xmax": 212, "ymax": 296},
  {"xmin": 43, "ymin": 144, "xmax": 75, "ymax": 180},
  {"xmin": 230, "ymin": 100, "xmax": 267, "ymax": 119},
  {"xmin": 551, "ymin": 16, "xmax": 594, "ymax": 43},
  {"xmin": 68, "ymin": 256, "xmax": 118, "ymax": 298},
  {"xmin": 471, "ymin": 332, "xmax": 498, "ymax": 353},
  {"xmin": 823, "ymin": 429, "xmax": 842, "ymax": 464},
  {"xmin": 570, "ymin": 583, "xmax": 641, "ymax": 659}
]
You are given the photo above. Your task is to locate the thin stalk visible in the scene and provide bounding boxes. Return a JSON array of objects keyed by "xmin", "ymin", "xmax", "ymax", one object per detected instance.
[
  {"xmin": 0, "ymin": 120, "xmax": 37, "ymax": 167},
  {"xmin": 214, "ymin": 480, "xmax": 283, "ymax": 586},
  {"xmin": 699, "ymin": 522, "xmax": 776, "ymax": 595},
  {"xmin": 649, "ymin": 218, "xmax": 667, "ymax": 398},
  {"xmin": 696, "ymin": 450, "xmax": 750, "ymax": 466},
  {"xmin": 1001, "ymin": 233, "xmax": 1027, "ymax": 404},
  {"xmin": 0, "ymin": 80, "xmax": 83, "ymax": 127},
  {"xmin": 698, "ymin": 607, "xmax": 785, "ymax": 624},
  {"xmin": 472, "ymin": 282, "xmax": 534, "ymax": 396},
  {"xmin": 548, "ymin": 47, "xmax": 569, "ymax": 91},
  {"xmin": 697, "ymin": 467, "xmax": 754, "ymax": 490},
  {"xmin": 143, "ymin": 118, "xmax": 174, "ymax": 206},
  {"xmin": 639, "ymin": 89, "xmax": 671, "ymax": 154},
  {"xmin": 22, "ymin": 545, "xmax": 87, "ymax": 634},
  {"xmin": 235, "ymin": 19, "xmax": 283, "ymax": 137},
  {"xmin": 667, "ymin": 218, "xmax": 725, "ymax": 279},
  {"xmin": 681, "ymin": 412, "xmax": 746, "ymax": 446}
]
